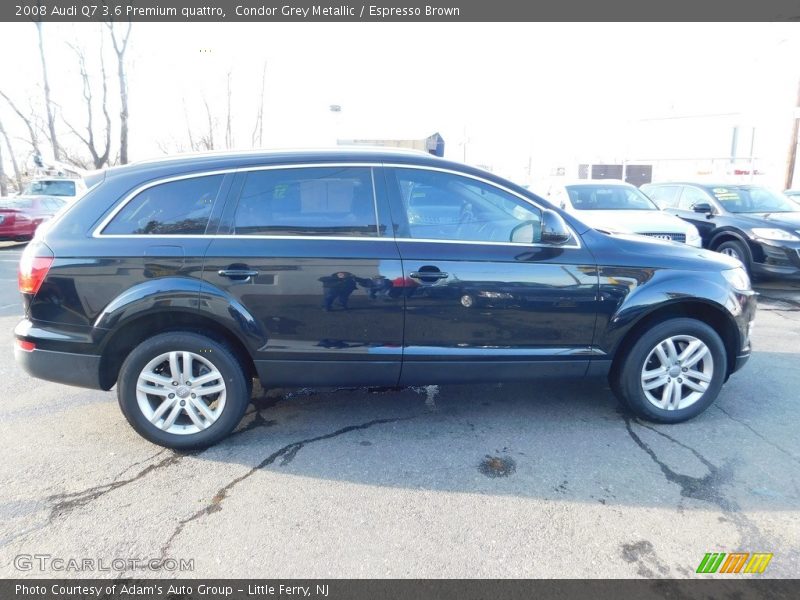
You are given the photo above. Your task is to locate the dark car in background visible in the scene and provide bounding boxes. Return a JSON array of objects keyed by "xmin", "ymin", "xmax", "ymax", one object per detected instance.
[
  {"xmin": 641, "ymin": 182, "xmax": 800, "ymax": 279},
  {"xmin": 15, "ymin": 150, "xmax": 756, "ymax": 448},
  {"xmin": 0, "ymin": 195, "xmax": 68, "ymax": 241}
]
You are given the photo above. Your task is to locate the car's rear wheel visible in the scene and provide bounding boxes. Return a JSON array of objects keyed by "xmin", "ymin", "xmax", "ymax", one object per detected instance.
[
  {"xmin": 613, "ymin": 318, "xmax": 727, "ymax": 423},
  {"xmin": 117, "ymin": 332, "xmax": 249, "ymax": 449}
]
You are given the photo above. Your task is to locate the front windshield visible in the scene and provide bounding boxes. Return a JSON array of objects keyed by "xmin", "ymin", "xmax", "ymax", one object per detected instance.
[
  {"xmin": 711, "ymin": 186, "xmax": 797, "ymax": 214},
  {"xmin": 565, "ymin": 184, "xmax": 658, "ymax": 211},
  {"xmin": 22, "ymin": 180, "xmax": 76, "ymax": 197}
]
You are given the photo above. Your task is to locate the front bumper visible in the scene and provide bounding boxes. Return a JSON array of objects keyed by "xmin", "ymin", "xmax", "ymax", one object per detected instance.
[
  {"xmin": 750, "ymin": 238, "xmax": 800, "ymax": 278},
  {"xmin": 728, "ymin": 288, "xmax": 757, "ymax": 376}
]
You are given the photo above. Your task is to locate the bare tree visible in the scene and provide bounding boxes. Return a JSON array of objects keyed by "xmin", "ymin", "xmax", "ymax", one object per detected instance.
[
  {"xmin": 106, "ymin": 22, "xmax": 132, "ymax": 164},
  {"xmin": 0, "ymin": 117, "xmax": 23, "ymax": 192},
  {"xmin": 251, "ymin": 62, "xmax": 267, "ymax": 148},
  {"xmin": 201, "ymin": 96, "xmax": 215, "ymax": 151},
  {"xmin": 63, "ymin": 36, "xmax": 112, "ymax": 169},
  {"xmin": 224, "ymin": 71, "xmax": 233, "ymax": 149},
  {"xmin": 785, "ymin": 78, "xmax": 800, "ymax": 191},
  {"xmin": 0, "ymin": 139, "xmax": 6, "ymax": 196},
  {"xmin": 35, "ymin": 21, "xmax": 61, "ymax": 161},
  {"xmin": 0, "ymin": 90, "xmax": 42, "ymax": 159}
]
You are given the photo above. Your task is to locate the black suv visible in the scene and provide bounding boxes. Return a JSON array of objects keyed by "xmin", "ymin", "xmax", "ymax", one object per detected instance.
[
  {"xmin": 641, "ymin": 182, "xmax": 800, "ymax": 279},
  {"xmin": 15, "ymin": 150, "xmax": 757, "ymax": 448}
]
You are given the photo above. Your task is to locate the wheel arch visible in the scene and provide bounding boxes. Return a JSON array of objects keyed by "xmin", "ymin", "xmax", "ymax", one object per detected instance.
[
  {"xmin": 609, "ymin": 299, "xmax": 740, "ymax": 386},
  {"xmin": 97, "ymin": 309, "xmax": 258, "ymax": 390},
  {"xmin": 708, "ymin": 228, "xmax": 753, "ymax": 255}
]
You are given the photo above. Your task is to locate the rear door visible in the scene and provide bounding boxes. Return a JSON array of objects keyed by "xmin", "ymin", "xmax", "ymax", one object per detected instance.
[
  {"xmin": 202, "ymin": 164, "xmax": 405, "ymax": 387},
  {"xmin": 382, "ymin": 166, "xmax": 600, "ymax": 385}
]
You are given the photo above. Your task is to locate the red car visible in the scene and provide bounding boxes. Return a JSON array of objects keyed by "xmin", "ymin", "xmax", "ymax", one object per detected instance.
[{"xmin": 0, "ymin": 196, "xmax": 67, "ymax": 241}]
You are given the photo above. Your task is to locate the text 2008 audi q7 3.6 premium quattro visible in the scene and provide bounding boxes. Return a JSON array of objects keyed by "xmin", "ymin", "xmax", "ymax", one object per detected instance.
[{"xmin": 14, "ymin": 150, "xmax": 757, "ymax": 448}]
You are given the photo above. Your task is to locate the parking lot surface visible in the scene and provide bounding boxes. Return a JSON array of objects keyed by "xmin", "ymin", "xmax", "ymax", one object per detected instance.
[{"xmin": 0, "ymin": 243, "xmax": 798, "ymax": 578}]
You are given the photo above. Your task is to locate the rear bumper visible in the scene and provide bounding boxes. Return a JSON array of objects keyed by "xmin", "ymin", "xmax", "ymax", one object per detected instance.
[
  {"xmin": 14, "ymin": 317, "xmax": 105, "ymax": 390},
  {"xmin": 15, "ymin": 345, "xmax": 103, "ymax": 389}
]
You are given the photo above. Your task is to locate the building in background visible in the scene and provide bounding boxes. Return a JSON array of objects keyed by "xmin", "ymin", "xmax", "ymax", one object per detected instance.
[{"xmin": 338, "ymin": 132, "xmax": 445, "ymax": 157}]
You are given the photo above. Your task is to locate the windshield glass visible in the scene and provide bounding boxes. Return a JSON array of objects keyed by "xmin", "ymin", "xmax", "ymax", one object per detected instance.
[
  {"xmin": 710, "ymin": 186, "xmax": 797, "ymax": 213},
  {"xmin": 22, "ymin": 180, "xmax": 76, "ymax": 197},
  {"xmin": 565, "ymin": 184, "xmax": 658, "ymax": 211}
]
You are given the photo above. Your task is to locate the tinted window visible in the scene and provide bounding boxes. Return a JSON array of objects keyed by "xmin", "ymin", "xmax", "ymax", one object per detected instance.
[
  {"xmin": 393, "ymin": 168, "xmax": 542, "ymax": 244},
  {"xmin": 677, "ymin": 187, "xmax": 710, "ymax": 210},
  {"xmin": 103, "ymin": 175, "xmax": 223, "ymax": 235},
  {"xmin": 233, "ymin": 167, "xmax": 377, "ymax": 237},
  {"xmin": 643, "ymin": 185, "xmax": 681, "ymax": 208},
  {"xmin": 565, "ymin": 184, "xmax": 657, "ymax": 210}
]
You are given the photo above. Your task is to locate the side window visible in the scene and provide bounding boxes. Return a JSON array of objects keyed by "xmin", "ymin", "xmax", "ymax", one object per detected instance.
[
  {"xmin": 393, "ymin": 168, "xmax": 542, "ymax": 244},
  {"xmin": 103, "ymin": 175, "xmax": 223, "ymax": 235},
  {"xmin": 233, "ymin": 167, "xmax": 377, "ymax": 237},
  {"xmin": 678, "ymin": 187, "xmax": 709, "ymax": 210},
  {"xmin": 644, "ymin": 185, "xmax": 681, "ymax": 209}
]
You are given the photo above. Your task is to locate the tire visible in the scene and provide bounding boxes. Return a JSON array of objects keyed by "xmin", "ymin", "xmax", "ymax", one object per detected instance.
[
  {"xmin": 117, "ymin": 332, "xmax": 250, "ymax": 449},
  {"xmin": 613, "ymin": 318, "xmax": 727, "ymax": 423},
  {"xmin": 716, "ymin": 240, "xmax": 750, "ymax": 272}
]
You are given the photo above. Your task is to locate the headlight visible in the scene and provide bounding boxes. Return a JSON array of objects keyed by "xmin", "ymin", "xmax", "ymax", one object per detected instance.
[
  {"xmin": 750, "ymin": 228, "xmax": 800, "ymax": 242},
  {"xmin": 721, "ymin": 267, "xmax": 751, "ymax": 291},
  {"xmin": 686, "ymin": 227, "xmax": 702, "ymax": 247}
]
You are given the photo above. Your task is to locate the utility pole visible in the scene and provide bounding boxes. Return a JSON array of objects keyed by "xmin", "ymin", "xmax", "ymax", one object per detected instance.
[{"xmin": 785, "ymin": 78, "xmax": 800, "ymax": 191}]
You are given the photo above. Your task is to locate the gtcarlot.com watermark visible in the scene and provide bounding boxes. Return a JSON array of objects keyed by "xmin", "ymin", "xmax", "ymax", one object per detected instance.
[{"xmin": 14, "ymin": 553, "xmax": 194, "ymax": 572}]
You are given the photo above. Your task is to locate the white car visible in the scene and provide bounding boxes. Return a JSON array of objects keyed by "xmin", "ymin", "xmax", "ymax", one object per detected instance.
[
  {"xmin": 20, "ymin": 177, "xmax": 87, "ymax": 203},
  {"xmin": 547, "ymin": 180, "xmax": 702, "ymax": 247}
]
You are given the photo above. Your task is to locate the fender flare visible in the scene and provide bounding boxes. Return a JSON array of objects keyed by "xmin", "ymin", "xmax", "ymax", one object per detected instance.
[{"xmin": 93, "ymin": 277, "xmax": 268, "ymax": 354}]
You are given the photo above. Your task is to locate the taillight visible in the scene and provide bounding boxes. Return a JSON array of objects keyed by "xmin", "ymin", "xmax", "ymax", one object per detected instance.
[
  {"xmin": 18, "ymin": 242, "xmax": 54, "ymax": 295},
  {"xmin": 16, "ymin": 339, "xmax": 35, "ymax": 352}
]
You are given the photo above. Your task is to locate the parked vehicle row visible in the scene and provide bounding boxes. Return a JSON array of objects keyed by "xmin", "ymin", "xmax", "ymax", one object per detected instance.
[
  {"xmin": 546, "ymin": 180, "xmax": 702, "ymax": 247},
  {"xmin": 641, "ymin": 182, "xmax": 800, "ymax": 279},
  {"xmin": 15, "ymin": 149, "xmax": 756, "ymax": 448}
]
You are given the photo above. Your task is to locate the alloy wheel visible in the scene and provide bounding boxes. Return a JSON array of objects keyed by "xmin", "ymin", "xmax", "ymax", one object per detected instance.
[
  {"xmin": 135, "ymin": 351, "xmax": 227, "ymax": 435},
  {"xmin": 640, "ymin": 335, "xmax": 714, "ymax": 411}
]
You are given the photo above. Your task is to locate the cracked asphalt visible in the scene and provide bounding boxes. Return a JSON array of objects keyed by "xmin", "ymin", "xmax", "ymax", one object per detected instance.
[{"xmin": 0, "ymin": 241, "xmax": 798, "ymax": 578}]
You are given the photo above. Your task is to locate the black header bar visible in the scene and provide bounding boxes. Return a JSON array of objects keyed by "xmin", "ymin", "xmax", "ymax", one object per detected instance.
[{"xmin": 3, "ymin": 0, "xmax": 800, "ymax": 22}]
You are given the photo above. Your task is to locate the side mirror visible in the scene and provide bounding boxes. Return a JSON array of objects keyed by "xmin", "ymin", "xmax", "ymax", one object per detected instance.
[
  {"xmin": 540, "ymin": 209, "xmax": 572, "ymax": 245},
  {"xmin": 693, "ymin": 202, "xmax": 713, "ymax": 214}
]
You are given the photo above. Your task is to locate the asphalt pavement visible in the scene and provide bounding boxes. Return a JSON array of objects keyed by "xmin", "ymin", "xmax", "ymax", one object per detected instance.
[{"xmin": 0, "ymin": 242, "xmax": 798, "ymax": 578}]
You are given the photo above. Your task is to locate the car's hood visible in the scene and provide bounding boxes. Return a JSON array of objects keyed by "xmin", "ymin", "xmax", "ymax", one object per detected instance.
[
  {"xmin": 603, "ymin": 231, "xmax": 741, "ymax": 270},
  {"xmin": 572, "ymin": 210, "xmax": 694, "ymax": 234},
  {"xmin": 731, "ymin": 212, "xmax": 800, "ymax": 229}
]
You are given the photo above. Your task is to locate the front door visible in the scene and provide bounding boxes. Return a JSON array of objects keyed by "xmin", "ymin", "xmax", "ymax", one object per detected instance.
[
  {"xmin": 202, "ymin": 164, "xmax": 405, "ymax": 387},
  {"xmin": 382, "ymin": 166, "xmax": 600, "ymax": 385}
]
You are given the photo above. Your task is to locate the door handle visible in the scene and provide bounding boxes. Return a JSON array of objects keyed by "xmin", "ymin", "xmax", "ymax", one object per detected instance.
[
  {"xmin": 218, "ymin": 269, "xmax": 259, "ymax": 280},
  {"xmin": 410, "ymin": 271, "xmax": 449, "ymax": 280}
]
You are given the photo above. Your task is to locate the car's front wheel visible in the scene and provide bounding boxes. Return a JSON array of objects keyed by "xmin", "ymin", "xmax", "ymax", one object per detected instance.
[
  {"xmin": 613, "ymin": 318, "xmax": 727, "ymax": 423},
  {"xmin": 117, "ymin": 332, "xmax": 250, "ymax": 449}
]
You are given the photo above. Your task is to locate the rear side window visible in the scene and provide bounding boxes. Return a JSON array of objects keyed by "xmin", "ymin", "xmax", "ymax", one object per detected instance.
[
  {"xmin": 643, "ymin": 185, "xmax": 681, "ymax": 208},
  {"xmin": 233, "ymin": 167, "xmax": 377, "ymax": 237},
  {"xmin": 103, "ymin": 175, "xmax": 223, "ymax": 235}
]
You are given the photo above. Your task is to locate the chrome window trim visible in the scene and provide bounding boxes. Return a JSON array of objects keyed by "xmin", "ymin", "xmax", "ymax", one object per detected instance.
[
  {"xmin": 92, "ymin": 169, "xmax": 235, "ymax": 238},
  {"xmin": 92, "ymin": 161, "xmax": 581, "ymax": 249}
]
